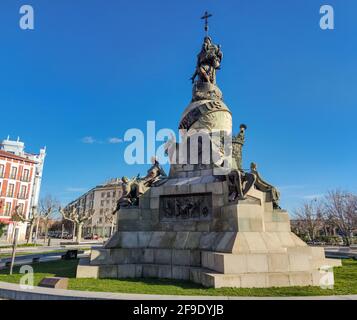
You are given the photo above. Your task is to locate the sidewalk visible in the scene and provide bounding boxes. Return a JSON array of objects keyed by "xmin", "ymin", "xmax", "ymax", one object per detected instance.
[
  {"xmin": 0, "ymin": 281, "xmax": 357, "ymax": 300},
  {"xmin": 0, "ymin": 253, "xmax": 88, "ymax": 269},
  {"xmin": 324, "ymin": 246, "xmax": 357, "ymax": 259},
  {"xmin": 0, "ymin": 240, "xmax": 103, "ymax": 254}
]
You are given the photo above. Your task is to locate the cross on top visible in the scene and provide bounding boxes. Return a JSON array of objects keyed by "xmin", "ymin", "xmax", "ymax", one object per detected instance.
[{"xmin": 201, "ymin": 11, "xmax": 213, "ymax": 35}]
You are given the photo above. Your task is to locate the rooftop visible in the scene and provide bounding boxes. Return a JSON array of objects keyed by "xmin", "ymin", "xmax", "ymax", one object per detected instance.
[{"xmin": 0, "ymin": 149, "xmax": 37, "ymax": 164}]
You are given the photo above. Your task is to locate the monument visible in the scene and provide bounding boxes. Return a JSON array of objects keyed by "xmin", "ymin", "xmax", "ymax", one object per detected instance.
[{"xmin": 77, "ymin": 13, "xmax": 341, "ymax": 288}]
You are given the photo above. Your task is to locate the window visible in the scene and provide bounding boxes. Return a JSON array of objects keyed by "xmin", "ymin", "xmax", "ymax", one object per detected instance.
[
  {"xmin": 107, "ymin": 192, "xmax": 110, "ymax": 198},
  {"xmin": 0, "ymin": 165, "xmax": 4, "ymax": 178},
  {"xmin": 19, "ymin": 186, "xmax": 27, "ymax": 199},
  {"xmin": 101, "ymin": 192, "xmax": 105, "ymax": 198},
  {"xmin": 22, "ymin": 169, "xmax": 30, "ymax": 181},
  {"xmin": 5, "ymin": 202, "xmax": 12, "ymax": 216},
  {"xmin": 7, "ymin": 184, "xmax": 15, "ymax": 197},
  {"xmin": 100, "ymin": 200, "xmax": 104, "ymax": 206},
  {"xmin": 10, "ymin": 167, "xmax": 17, "ymax": 179},
  {"xmin": 106, "ymin": 200, "xmax": 110, "ymax": 205},
  {"xmin": 99, "ymin": 218, "xmax": 103, "ymax": 224},
  {"xmin": 100, "ymin": 209, "xmax": 104, "ymax": 215},
  {"xmin": 113, "ymin": 191, "xmax": 116, "ymax": 197},
  {"xmin": 17, "ymin": 203, "xmax": 24, "ymax": 214}
]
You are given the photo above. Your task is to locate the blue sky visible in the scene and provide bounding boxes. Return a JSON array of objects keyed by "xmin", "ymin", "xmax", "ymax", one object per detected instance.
[{"xmin": 0, "ymin": 0, "xmax": 356, "ymax": 213}]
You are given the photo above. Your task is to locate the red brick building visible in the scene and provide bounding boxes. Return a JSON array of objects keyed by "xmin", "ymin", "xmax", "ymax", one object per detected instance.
[{"xmin": 0, "ymin": 138, "xmax": 46, "ymax": 241}]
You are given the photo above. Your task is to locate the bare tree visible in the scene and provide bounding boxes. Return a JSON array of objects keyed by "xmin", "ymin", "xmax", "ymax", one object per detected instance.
[
  {"xmin": 39, "ymin": 195, "xmax": 60, "ymax": 244},
  {"xmin": 12, "ymin": 206, "xmax": 28, "ymax": 224},
  {"xmin": 324, "ymin": 190, "xmax": 357, "ymax": 246},
  {"xmin": 26, "ymin": 207, "xmax": 40, "ymax": 244},
  {"xmin": 11, "ymin": 205, "xmax": 29, "ymax": 241},
  {"xmin": 60, "ymin": 207, "xmax": 94, "ymax": 242},
  {"xmin": 104, "ymin": 211, "xmax": 117, "ymax": 238},
  {"xmin": 294, "ymin": 199, "xmax": 324, "ymax": 242},
  {"xmin": 295, "ymin": 200, "xmax": 323, "ymax": 241},
  {"xmin": 11, "ymin": 205, "xmax": 39, "ymax": 243}
]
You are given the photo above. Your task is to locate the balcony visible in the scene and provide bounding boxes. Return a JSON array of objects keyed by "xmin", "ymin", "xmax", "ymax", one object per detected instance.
[
  {"xmin": 6, "ymin": 192, "xmax": 14, "ymax": 198},
  {"xmin": 21, "ymin": 176, "xmax": 31, "ymax": 182},
  {"xmin": 9, "ymin": 175, "xmax": 17, "ymax": 180}
]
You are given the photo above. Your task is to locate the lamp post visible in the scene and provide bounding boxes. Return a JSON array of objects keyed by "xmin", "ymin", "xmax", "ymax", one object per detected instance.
[
  {"xmin": 34, "ymin": 214, "xmax": 40, "ymax": 245},
  {"xmin": 9, "ymin": 227, "xmax": 19, "ymax": 275},
  {"xmin": 61, "ymin": 223, "xmax": 64, "ymax": 240}
]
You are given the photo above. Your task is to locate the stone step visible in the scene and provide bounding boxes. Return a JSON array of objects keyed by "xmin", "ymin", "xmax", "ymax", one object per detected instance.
[
  {"xmin": 199, "ymin": 270, "xmax": 333, "ymax": 289},
  {"xmin": 202, "ymin": 249, "xmax": 340, "ymax": 275},
  {"xmin": 312, "ymin": 258, "xmax": 342, "ymax": 268},
  {"xmin": 76, "ymin": 257, "xmax": 99, "ymax": 279},
  {"xmin": 95, "ymin": 263, "xmax": 204, "ymax": 281},
  {"xmin": 77, "ymin": 257, "xmax": 335, "ymax": 289}
]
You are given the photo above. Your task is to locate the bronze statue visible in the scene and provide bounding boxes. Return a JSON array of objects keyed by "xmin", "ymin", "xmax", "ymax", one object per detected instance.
[
  {"xmin": 115, "ymin": 176, "xmax": 135, "ymax": 208},
  {"xmin": 134, "ymin": 157, "xmax": 167, "ymax": 199},
  {"xmin": 227, "ymin": 169, "xmax": 256, "ymax": 201},
  {"xmin": 232, "ymin": 124, "xmax": 247, "ymax": 170},
  {"xmin": 250, "ymin": 162, "xmax": 281, "ymax": 209},
  {"xmin": 227, "ymin": 124, "xmax": 256, "ymax": 201},
  {"xmin": 114, "ymin": 158, "xmax": 167, "ymax": 211},
  {"xmin": 190, "ymin": 36, "xmax": 223, "ymax": 85}
]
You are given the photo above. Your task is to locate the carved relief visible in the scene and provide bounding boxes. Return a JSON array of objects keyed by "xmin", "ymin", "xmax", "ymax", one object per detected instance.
[{"xmin": 159, "ymin": 193, "xmax": 212, "ymax": 221}]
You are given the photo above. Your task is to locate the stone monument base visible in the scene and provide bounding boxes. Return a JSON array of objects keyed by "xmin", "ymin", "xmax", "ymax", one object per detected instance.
[{"xmin": 77, "ymin": 170, "xmax": 341, "ymax": 288}]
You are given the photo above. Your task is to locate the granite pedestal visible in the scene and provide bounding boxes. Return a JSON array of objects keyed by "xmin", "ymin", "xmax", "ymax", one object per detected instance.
[{"xmin": 77, "ymin": 166, "xmax": 340, "ymax": 288}]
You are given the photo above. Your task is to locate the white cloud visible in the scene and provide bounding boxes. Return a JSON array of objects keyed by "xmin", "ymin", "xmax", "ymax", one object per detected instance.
[
  {"xmin": 81, "ymin": 136, "xmax": 122, "ymax": 144},
  {"xmin": 277, "ymin": 185, "xmax": 305, "ymax": 191},
  {"xmin": 81, "ymin": 136, "xmax": 96, "ymax": 144},
  {"xmin": 108, "ymin": 137, "xmax": 123, "ymax": 144},
  {"xmin": 302, "ymin": 194, "xmax": 324, "ymax": 200}
]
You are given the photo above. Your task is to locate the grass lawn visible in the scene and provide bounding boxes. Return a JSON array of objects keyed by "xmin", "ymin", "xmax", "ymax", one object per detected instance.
[
  {"xmin": 0, "ymin": 250, "xmax": 67, "ymax": 259},
  {"xmin": 0, "ymin": 247, "xmax": 91, "ymax": 259},
  {"xmin": 0, "ymin": 259, "xmax": 356, "ymax": 297},
  {"xmin": 0, "ymin": 244, "xmax": 43, "ymax": 249}
]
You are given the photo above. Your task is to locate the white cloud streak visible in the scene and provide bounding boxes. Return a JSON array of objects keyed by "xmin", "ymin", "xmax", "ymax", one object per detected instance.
[
  {"xmin": 81, "ymin": 136, "xmax": 96, "ymax": 144},
  {"xmin": 80, "ymin": 136, "xmax": 122, "ymax": 144},
  {"xmin": 108, "ymin": 137, "xmax": 123, "ymax": 144},
  {"xmin": 302, "ymin": 194, "xmax": 324, "ymax": 200}
]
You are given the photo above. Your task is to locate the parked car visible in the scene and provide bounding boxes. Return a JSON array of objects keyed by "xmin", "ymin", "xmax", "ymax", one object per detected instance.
[{"xmin": 84, "ymin": 234, "xmax": 100, "ymax": 240}]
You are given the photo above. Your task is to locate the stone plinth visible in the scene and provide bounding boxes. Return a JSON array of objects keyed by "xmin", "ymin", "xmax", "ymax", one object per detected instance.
[{"xmin": 77, "ymin": 172, "xmax": 340, "ymax": 288}]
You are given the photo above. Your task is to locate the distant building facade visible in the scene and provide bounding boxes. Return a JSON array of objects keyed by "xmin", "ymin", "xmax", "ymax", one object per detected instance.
[
  {"xmin": 0, "ymin": 137, "xmax": 46, "ymax": 241},
  {"xmin": 64, "ymin": 178, "xmax": 123, "ymax": 238}
]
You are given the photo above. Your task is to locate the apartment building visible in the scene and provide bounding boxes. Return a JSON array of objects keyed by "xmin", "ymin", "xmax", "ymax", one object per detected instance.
[
  {"xmin": 0, "ymin": 137, "xmax": 46, "ymax": 241},
  {"xmin": 65, "ymin": 178, "xmax": 123, "ymax": 238}
]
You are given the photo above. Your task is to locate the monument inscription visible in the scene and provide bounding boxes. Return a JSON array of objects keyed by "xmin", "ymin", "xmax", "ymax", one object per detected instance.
[{"xmin": 159, "ymin": 193, "xmax": 212, "ymax": 221}]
